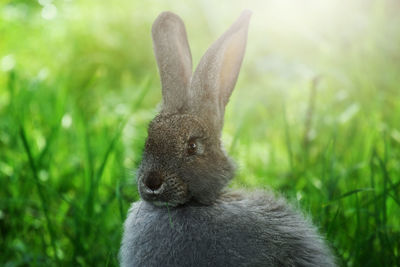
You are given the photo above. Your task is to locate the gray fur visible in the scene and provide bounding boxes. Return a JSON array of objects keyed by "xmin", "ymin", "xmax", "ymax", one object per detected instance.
[
  {"xmin": 120, "ymin": 10, "xmax": 336, "ymax": 267},
  {"xmin": 121, "ymin": 191, "xmax": 335, "ymax": 266}
]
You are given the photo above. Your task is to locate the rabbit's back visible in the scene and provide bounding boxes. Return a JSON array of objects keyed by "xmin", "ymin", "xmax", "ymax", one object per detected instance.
[{"xmin": 120, "ymin": 190, "xmax": 335, "ymax": 267}]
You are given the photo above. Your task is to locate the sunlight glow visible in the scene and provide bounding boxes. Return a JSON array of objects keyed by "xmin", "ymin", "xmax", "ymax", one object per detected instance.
[{"xmin": 1, "ymin": 55, "xmax": 15, "ymax": 72}]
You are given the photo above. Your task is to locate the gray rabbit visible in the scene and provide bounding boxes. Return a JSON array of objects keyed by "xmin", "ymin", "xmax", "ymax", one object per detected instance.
[{"xmin": 120, "ymin": 10, "xmax": 336, "ymax": 267}]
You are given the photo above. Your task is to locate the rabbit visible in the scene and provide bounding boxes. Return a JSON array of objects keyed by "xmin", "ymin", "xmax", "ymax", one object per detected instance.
[{"xmin": 120, "ymin": 10, "xmax": 336, "ymax": 267}]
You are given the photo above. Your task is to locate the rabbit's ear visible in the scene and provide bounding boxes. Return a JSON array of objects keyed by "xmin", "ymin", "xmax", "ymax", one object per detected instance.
[
  {"xmin": 152, "ymin": 12, "xmax": 192, "ymax": 114},
  {"xmin": 189, "ymin": 10, "xmax": 251, "ymax": 131}
]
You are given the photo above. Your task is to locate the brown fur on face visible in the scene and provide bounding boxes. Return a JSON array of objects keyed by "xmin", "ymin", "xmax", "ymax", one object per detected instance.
[
  {"xmin": 137, "ymin": 114, "xmax": 235, "ymax": 206},
  {"xmin": 136, "ymin": 11, "xmax": 248, "ymax": 207}
]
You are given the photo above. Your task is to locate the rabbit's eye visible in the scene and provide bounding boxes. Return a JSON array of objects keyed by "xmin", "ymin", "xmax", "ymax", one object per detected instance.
[{"xmin": 187, "ymin": 140, "xmax": 197, "ymax": 156}]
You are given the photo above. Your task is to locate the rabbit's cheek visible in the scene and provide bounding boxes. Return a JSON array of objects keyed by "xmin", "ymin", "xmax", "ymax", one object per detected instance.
[{"xmin": 162, "ymin": 176, "xmax": 190, "ymax": 203}]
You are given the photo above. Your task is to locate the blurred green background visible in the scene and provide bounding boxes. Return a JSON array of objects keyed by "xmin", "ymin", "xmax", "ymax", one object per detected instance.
[{"xmin": 1, "ymin": 0, "xmax": 400, "ymax": 266}]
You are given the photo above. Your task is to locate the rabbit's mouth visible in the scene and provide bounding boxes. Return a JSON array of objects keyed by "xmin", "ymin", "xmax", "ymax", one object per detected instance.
[{"xmin": 138, "ymin": 174, "xmax": 190, "ymax": 207}]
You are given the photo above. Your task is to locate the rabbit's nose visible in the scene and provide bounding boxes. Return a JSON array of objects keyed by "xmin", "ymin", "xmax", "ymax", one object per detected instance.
[{"xmin": 144, "ymin": 171, "xmax": 164, "ymax": 191}]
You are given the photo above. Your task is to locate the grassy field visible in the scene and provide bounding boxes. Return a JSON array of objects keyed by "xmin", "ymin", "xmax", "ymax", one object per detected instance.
[{"xmin": 1, "ymin": 0, "xmax": 400, "ymax": 266}]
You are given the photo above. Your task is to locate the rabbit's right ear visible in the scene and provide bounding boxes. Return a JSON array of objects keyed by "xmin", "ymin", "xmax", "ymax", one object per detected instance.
[{"xmin": 152, "ymin": 12, "xmax": 192, "ymax": 114}]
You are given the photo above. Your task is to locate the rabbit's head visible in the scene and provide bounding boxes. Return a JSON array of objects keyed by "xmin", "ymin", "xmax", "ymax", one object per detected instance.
[{"xmin": 137, "ymin": 11, "xmax": 251, "ymax": 206}]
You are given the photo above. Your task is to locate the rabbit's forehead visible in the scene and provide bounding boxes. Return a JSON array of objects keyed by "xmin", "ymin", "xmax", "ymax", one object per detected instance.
[{"xmin": 147, "ymin": 114, "xmax": 207, "ymax": 143}]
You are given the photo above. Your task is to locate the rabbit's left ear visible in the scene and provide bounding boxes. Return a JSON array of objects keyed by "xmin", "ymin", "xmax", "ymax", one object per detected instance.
[{"xmin": 189, "ymin": 10, "xmax": 251, "ymax": 132}]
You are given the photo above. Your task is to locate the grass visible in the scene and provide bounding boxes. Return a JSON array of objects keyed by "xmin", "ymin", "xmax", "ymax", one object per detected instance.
[{"xmin": 1, "ymin": 0, "xmax": 400, "ymax": 266}]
